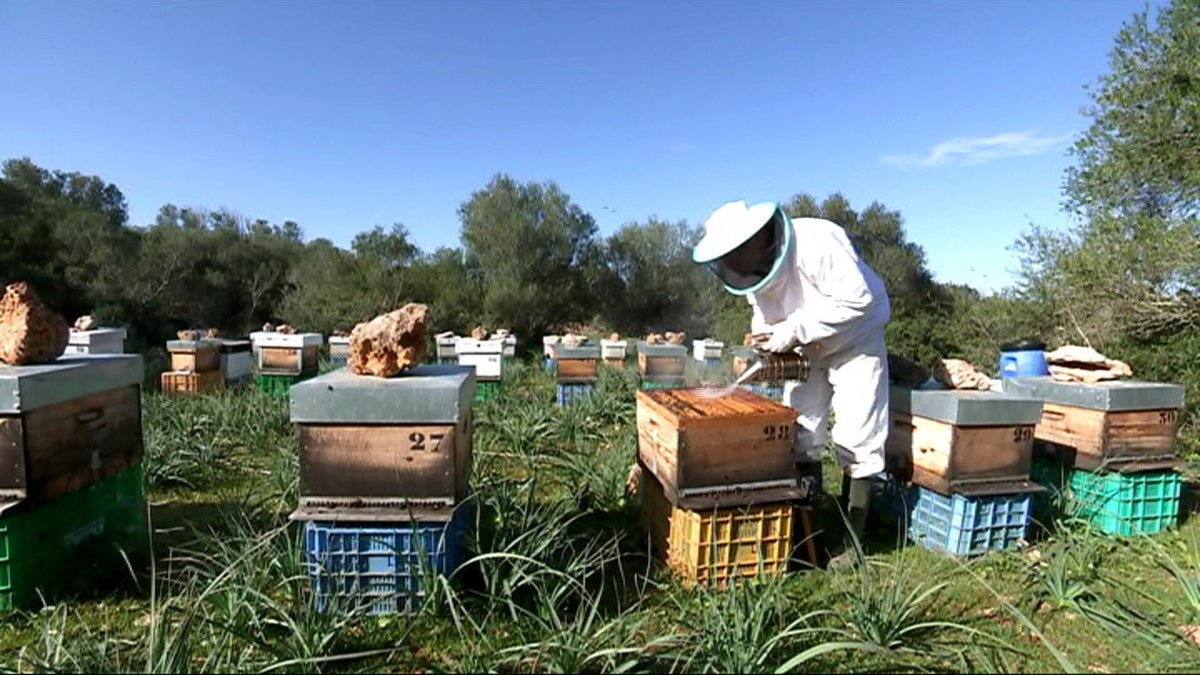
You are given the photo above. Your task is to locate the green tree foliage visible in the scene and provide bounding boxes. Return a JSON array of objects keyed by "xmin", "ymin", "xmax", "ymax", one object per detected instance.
[
  {"xmin": 1020, "ymin": 0, "xmax": 1200, "ymax": 344},
  {"xmin": 601, "ymin": 219, "xmax": 709, "ymax": 335},
  {"xmin": 459, "ymin": 174, "xmax": 601, "ymax": 339}
]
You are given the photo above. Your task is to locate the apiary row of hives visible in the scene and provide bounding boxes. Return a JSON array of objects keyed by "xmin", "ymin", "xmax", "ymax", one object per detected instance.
[{"xmin": 161, "ymin": 332, "xmax": 323, "ymax": 397}]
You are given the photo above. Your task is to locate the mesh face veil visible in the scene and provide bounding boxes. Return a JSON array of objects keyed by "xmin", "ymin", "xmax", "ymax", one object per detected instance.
[{"xmin": 705, "ymin": 207, "xmax": 792, "ymax": 295}]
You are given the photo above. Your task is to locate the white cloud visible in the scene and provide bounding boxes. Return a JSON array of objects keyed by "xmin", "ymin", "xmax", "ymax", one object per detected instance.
[{"xmin": 881, "ymin": 130, "xmax": 1072, "ymax": 169}]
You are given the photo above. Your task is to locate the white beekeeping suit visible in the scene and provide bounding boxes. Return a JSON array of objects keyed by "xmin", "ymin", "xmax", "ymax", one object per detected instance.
[{"xmin": 693, "ymin": 200, "xmax": 891, "ymax": 480}]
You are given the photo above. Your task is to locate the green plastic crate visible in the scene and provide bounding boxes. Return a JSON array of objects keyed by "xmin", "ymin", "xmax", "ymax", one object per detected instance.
[
  {"xmin": 1069, "ymin": 468, "xmax": 1181, "ymax": 536},
  {"xmin": 0, "ymin": 465, "xmax": 149, "ymax": 611},
  {"xmin": 475, "ymin": 380, "xmax": 501, "ymax": 402},
  {"xmin": 257, "ymin": 373, "xmax": 310, "ymax": 398},
  {"xmin": 639, "ymin": 379, "xmax": 685, "ymax": 391}
]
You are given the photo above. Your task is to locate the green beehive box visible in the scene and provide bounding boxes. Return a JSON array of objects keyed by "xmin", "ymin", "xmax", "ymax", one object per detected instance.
[{"xmin": 0, "ymin": 465, "xmax": 148, "ymax": 611}]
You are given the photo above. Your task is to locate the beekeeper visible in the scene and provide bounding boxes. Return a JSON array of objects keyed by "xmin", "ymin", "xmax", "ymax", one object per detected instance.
[{"xmin": 693, "ymin": 200, "xmax": 891, "ymax": 561}]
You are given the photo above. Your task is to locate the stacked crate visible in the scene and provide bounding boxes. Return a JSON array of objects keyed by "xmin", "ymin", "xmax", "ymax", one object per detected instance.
[
  {"xmin": 884, "ymin": 387, "xmax": 1044, "ymax": 556},
  {"xmin": 552, "ymin": 343, "xmax": 600, "ymax": 406},
  {"xmin": 636, "ymin": 388, "xmax": 818, "ymax": 585},
  {"xmin": 216, "ymin": 339, "xmax": 253, "ymax": 388},
  {"xmin": 435, "ymin": 332, "xmax": 459, "ymax": 365},
  {"xmin": 456, "ymin": 337, "xmax": 504, "ymax": 403},
  {"xmin": 693, "ymin": 339, "xmax": 725, "ymax": 369},
  {"xmin": 328, "ymin": 336, "xmax": 351, "ymax": 369},
  {"xmin": 162, "ymin": 339, "xmax": 224, "ymax": 395},
  {"xmin": 252, "ymin": 332, "xmax": 323, "ymax": 397},
  {"xmin": 290, "ymin": 366, "xmax": 474, "ymax": 614},
  {"xmin": 601, "ymin": 338, "xmax": 628, "ymax": 369},
  {"xmin": 1005, "ymin": 378, "xmax": 1185, "ymax": 536},
  {"xmin": 637, "ymin": 342, "xmax": 687, "ymax": 390},
  {"xmin": 0, "ymin": 354, "xmax": 149, "ymax": 610},
  {"xmin": 65, "ymin": 327, "xmax": 127, "ymax": 355}
]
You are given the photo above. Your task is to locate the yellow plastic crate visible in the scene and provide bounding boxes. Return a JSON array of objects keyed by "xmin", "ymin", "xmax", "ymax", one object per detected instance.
[{"xmin": 640, "ymin": 470, "xmax": 809, "ymax": 586}]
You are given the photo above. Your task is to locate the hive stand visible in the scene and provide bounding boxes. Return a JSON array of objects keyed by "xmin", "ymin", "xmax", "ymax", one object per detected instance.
[
  {"xmin": 289, "ymin": 365, "xmax": 475, "ymax": 523},
  {"xmin": 1002, "ymin": 378, "xmax": 1184, "ymax": 471}
]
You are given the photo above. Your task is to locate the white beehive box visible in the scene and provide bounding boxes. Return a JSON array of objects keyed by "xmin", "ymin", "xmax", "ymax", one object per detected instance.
[
  {"xmin": 251, "ymin": 332, "xmax": 324, "ymax": 375},
  {"xmin": 457, "ymin": 338, "xmax": 504, "ymax": 380},
  {"xmin": 543, "ymin": 335, "xmax": 562, "ymax": 358},
  {"xmin": 217, "ymin": 339, "xmax": 253, "ymax": 384},
  {"xmin": 65, "ymin": 328, "xmax": 127, "ymax": 355},
  {"xmin": 601, "ymin": 339, "xmax": 628, "ymax": 360},
  {"xmin": 492, "ymin": 332, "xmax": 517, "ymax": 358},
  {"xmin": 435, "ymin": 332, "xmax": 459, "ymax": 361},
  {"xmin": 693, "ymin": 339, "xmax": 725, "ymax": 362}
]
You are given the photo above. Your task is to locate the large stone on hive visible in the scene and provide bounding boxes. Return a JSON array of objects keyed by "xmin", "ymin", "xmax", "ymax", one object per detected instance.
[
  {"xmin": 0, "ymin": 283, "xmax": 69, "ymax": 366},
  {"xmin": 349, "ymin": 303, "xmax": 428, "ymax": 377}
]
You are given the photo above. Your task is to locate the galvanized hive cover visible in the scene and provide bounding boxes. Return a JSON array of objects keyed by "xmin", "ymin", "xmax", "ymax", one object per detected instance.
[
  {"xmin": 291, "ymin": 365, "xmax": 475, "ymax": 424},
  {"xmin": 637, "ymin": 342, "xmax": 688, "ymax": 357},
  {"xmin": 166, "ymin": 339, "xmax": 221, "ymax": 352},
  {"xmin": 1001, "ymin": 377, "xmax": 1185, "ymax": 411},
  {"xmin": 552, "ymin": 344, "xmax": 600, "ymax": 360},
  {"xmin": 216, "ymin": 339, "xmax": 251, "ymax": 354},
  {"xmin": 251, "ymin": 332, "xmax": 324, "ymax": 348},
  {"xmin": 890, "ymin": 386, "xmax": 1043, "ymax": 426},
  {"xmin": 0, "ymin": 354, "xmax": 145, "ymax": 413}
]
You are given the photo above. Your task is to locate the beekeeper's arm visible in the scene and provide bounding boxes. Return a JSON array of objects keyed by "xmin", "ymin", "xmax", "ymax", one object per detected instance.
[{"xmin": 763, "ymin": 231, "xmax": 877, "ymax": 351}]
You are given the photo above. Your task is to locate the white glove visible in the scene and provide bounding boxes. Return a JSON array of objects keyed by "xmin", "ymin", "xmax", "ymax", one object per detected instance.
[{"xmin": 761, "ymin": 322, "xmax": 800, "ymax": 353}]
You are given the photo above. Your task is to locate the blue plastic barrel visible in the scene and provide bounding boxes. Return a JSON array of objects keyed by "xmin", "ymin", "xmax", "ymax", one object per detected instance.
[{"xmin": 998, "ymin": 339, "xmax": 1049, "ymax": 379}]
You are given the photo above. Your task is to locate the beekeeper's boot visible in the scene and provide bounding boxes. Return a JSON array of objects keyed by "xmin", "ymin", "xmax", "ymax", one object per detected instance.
[{"xmin": 828, "ymin": 475, "xmax": 872, "ymax": 570}]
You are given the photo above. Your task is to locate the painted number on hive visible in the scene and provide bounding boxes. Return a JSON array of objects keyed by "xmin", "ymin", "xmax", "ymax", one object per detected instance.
[
  {"xmin": 1160, "ymin": 410, "xmax": 1178, "ymax": 425},
  {"xmin": 763, "ymin": 425, "xmax": 791, "ymax": 441},
  {"xmin": 1013, "ymin": 427, "xmax": 1033, "ymax": 443},
  {"xmin": 408, "ymin": 432, "xmax": 447, "ymax": 451}
]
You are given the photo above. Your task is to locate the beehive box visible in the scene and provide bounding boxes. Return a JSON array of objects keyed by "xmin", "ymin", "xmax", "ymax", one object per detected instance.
[
  {"xmin": 693, "ymin": 339, "xmax": 725, "ymax": 362},
  {"xmin": 64, "ymin": 328, "xmax": 127, "ymax": 355},
  {"xmin": 492, "ymin": 333, "xmax": 517, "ymax": 358},
  {"xmin": 217, "ymin": 339, "xmax": 253, "ymax": 385},
  {"xmin": 552, "ymin": 344, "xmax": 600, "ymax": 383},
  {"xmin": 601, "ymin": 339, "xmax": 627, "ymax": 362},
  {"xmin": 167, "ymin": 339, "xmax": 220, "ymax": 373},
  {"xmin": 161, "ymin": 370, "xmax": 225, "ymax": 395},
  {"xmin": 640, "ymin": 470, "xmax": 814, "ymax": 586},
  {"xmin": 328, "ymin": 336, "xmax": 351, "ymax": 368},
  {"xmin": 887, "ymin": 387, "xmax": 1045, "ymax": 496},
  {"xmin": 435, "ymin": 333, "xmax": 459, "ymax": 364},
  {"xmin": 1002, "ymin": 378, "xmax": 1185, "ymax": 470},
  {"xmin": 456, "ymin": 338, "xmax": 503, "ymax": 381},
  {"xmin": 253, "ymin": 333, "xmax": 323, "ymax": 376},
  {"xmin": 637, "ymin": 342, "xmax": 687, "ymax": 379},
  {"xmin": 0, "ymin": 355, "xmax": 145, "ymax": 512},
  {"xmin": 289, "ymin": 365, "xmax": 475, "ymax": 521},
  {"xmin": 637, "ymin": 387, "xmax": 805, "ymax": 509}
]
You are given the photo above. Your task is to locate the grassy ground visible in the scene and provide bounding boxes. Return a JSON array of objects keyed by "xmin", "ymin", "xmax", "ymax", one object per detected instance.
[{"xmin": 2, "ymin": 360, "xmax": 1200, "ymax": 672}]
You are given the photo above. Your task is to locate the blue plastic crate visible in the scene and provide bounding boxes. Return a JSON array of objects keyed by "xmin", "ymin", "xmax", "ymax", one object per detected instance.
[
  {"xmin": 908, "ymin": 488, "xmax": 1031, "ymax": 557},
  {"xmin": 304, "ymin": 508, "xmax": 468, "ymax": 615},
  {"xmin": 544, "ymin": 357, "xmax": 555, "ymax": 374},
  {"xmin": 556, "ymin": 382, "xmax": 595, "ymax": 406}
]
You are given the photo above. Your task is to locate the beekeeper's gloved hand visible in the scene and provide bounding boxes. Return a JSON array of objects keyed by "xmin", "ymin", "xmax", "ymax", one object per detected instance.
[{"xmin": 762, "ymin": 322, "xmax": 800, "ymax": 353}]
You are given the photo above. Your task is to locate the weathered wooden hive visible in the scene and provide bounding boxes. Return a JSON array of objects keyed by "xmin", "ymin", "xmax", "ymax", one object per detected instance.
[
  {"xmin": 887, "ymin": 386, "xmax": 1044, "ymax": 496},
  {"xmin": 637, "ymin": 342, "xmax": 687, "ymax": 388},
  {"xmin": 1002, "ymin": 378, "xmax": 1184, "ymax": 471},
  {"xmin": 636, "ymin": 387, "xmax": 807, "ymax": 509},
  {"xmin": 552, "ymin": 343, "xmax": 600, "ymax": 383},
  {"xmin": 0, "ymin": 354, "xmax": 144, "ymax": 512},
  {"xmin": 600, "ymin": 338, "xmax": 627, "ymax": 367},
  {"xmin": 253, "ymin": 332, "xmax": 323, "ymax": 376},
  {"xmin": 163, "ymin": 339, "xmax": 224, "ymax": 395},
  {"xmin": 289, "ymin": 365, "xmax": 475, "ymax": 522}
]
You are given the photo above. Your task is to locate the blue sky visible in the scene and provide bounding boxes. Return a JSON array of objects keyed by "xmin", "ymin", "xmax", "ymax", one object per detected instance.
[{"xmin": 0, "ymin": 0, "xmax": 1157, "ymax": 292}]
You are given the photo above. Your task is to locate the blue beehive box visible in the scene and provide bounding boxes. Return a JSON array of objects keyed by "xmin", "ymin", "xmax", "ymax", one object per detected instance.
[{"xmin": 304, "ymin": 507, "xmax": 469, "ymax": 615}]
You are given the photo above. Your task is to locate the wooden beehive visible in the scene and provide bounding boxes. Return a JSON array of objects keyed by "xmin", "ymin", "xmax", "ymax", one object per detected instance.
[
  {"xmin": 552, "ymin": 344, "xmax": 600, "ymax": 383},
  {"xmin": 0, "ymin": 355, "xmax": 145, "ymax": 511},
  {"xmin": 161, "ymin": 370, "xmax": 225, "ymax": 396},
  {"xmin": 167, "ymin": 340, "xmax": 220, "ymax": 373},
  {"xmin": 1002, "ymin": 378, "xmax": 1184, "ymax": 471},
  {"xmin": 640, "ymin": 470, "xmax": 815, "ymax": 586},
  {"xmin": 886, "ymin": 387, "xmax": 1043, "ymax": 496},
  {"xmin": 637, "ymin": 343, "xmax": 687, "ymax": 379},
  {"xmin": 636, "ymin": 387, "xmax": 803, "ymax": 508},
  {"xmin": 289, "ymin": 366, "xmax": 474, "ymax": 521}
]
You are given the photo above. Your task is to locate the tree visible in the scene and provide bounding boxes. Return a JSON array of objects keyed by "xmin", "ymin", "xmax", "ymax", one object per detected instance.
[{"xmin": 459, "ymin": 174, "xmax": 600, "ymax": 340}]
